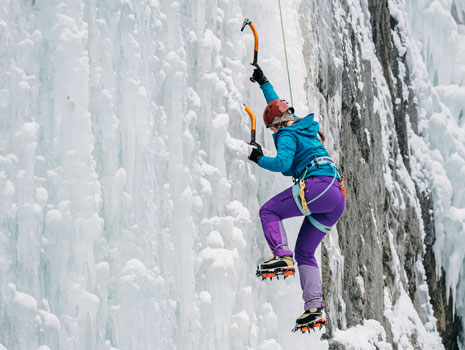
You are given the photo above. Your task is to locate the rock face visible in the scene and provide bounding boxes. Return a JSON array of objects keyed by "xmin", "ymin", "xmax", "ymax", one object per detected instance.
[{"xmin": 300, "ymin": 0, "xmax": 462, "ymax": 348}]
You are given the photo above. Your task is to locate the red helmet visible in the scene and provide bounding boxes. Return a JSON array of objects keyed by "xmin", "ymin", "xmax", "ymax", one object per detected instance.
[{"xmin": 263, "ymin": 99, "xmax": 295, "ymax": 127}]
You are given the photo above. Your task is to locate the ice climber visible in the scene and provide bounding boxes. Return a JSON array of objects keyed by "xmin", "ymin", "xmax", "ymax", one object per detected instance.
[{"xmin": 248, "ymin": 65, "xmax": 346, "ymax": 332}]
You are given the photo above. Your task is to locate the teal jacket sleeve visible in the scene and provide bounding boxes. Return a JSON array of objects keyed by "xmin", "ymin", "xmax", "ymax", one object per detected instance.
[
  {"xmin": 260, "ymin": 82, "xmax": 280, "ymax": 104},
  {"xmin": 257, "ymin": 133, "xmax": 296, "ymax": 173}
]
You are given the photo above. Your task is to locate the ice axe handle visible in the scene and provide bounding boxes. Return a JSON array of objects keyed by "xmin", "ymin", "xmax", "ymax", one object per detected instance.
[
  {"xmin": 250, "ymin": 130, "xmax": 256, "ymax": 144},
  {"xmin": 243, "ymin": 104, "xmax": 256, "ymax": 144}
]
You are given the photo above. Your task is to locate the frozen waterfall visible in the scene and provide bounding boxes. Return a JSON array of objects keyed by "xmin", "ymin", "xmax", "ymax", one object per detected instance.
[{"xmin": 0, "ymin": 0, "xmax": 464, "ymax": 349}]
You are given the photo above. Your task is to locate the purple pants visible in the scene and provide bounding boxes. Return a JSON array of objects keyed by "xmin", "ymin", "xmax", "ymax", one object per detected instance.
[{"xmin": 259, "ymin": 176, "xmax": 345, "ymax": 310}]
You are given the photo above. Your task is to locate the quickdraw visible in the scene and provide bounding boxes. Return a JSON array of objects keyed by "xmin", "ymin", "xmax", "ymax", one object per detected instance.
[
  {"xmin": 299, "ymin": 177, "xmax": 309, "ymax": 212},
  {"xmin": 338, "ymin": 174, "xmax": 348, "ymax": 200}
]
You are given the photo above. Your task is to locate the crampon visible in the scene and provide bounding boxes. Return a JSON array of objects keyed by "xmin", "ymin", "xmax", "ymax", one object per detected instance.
[
  {"xmin": 256, "ymin": 266, "xmax": 295, "ymax": 280},
  {"xmin": 292, "ymin": 317, "xmax": 326, "ymax": 333}
]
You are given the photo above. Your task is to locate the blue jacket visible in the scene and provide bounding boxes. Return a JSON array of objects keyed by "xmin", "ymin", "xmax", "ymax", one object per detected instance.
[{"xmin": 257, "ymin": 82, "xmax": 335, "ymax": 179}]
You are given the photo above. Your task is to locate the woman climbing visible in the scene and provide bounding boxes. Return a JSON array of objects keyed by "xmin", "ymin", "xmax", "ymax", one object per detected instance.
[{"xmin": 248, "ymin": 65, "xmax": 346, "ymax": 332}]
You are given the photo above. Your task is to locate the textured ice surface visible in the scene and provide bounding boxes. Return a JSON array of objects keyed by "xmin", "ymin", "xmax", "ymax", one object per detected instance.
[
  {"xmin": 399, "ymin": 0, "xmax": 465, "ymax": 342},
  {"xmin": 0, "ymin": 0, "xmax": 321, "ymax": 349},
  {"xmin": 0, "ymin": 0, "xmax": 462, "ymax": 349}
]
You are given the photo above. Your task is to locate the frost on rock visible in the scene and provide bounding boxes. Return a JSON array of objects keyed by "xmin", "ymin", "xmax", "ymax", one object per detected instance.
[{"xmin": 0, "ymin": 0, "xmax": 463, "ymax": 349}]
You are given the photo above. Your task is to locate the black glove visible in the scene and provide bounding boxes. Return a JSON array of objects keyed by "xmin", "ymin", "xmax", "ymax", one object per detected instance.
[
  {"xmin": 249, "ymin": 144, "xmax": 263, "ymax": 163},
  {"xmin": 252, "ymin": 65, "xmax": 268, "ymax": 86}
]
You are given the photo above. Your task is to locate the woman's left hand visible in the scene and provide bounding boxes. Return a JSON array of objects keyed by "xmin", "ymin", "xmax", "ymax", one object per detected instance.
[
  {"xmin": 249, "ymin": 143, "xmax": 263, "ymax": 163},
  {"xmin": 252, "ymin": 65, "xmax": 268, "ymax": 86}
]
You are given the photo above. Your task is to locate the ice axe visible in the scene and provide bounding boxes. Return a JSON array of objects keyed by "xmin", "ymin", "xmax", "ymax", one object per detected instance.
[
  {"xmin": 243, "ymin": 104, "xmax": 260, "ymax": 148},
  {"xmin": 241, "ymin": 18, "xmax": 259, "ymax": 81},
  {"xmin": 241, "ymin": 20, "xmax": 260, "ymax": 149}
]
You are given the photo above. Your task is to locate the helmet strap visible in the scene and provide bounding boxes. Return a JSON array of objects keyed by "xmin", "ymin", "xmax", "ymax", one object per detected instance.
[{"xmin": 272, "ymin": 111, "xmax": 293, "ymax": 129}]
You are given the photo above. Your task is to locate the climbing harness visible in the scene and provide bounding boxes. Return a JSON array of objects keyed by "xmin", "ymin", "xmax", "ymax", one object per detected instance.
[
  {"xmin": 241, "ymin": 18, "xmax": 259, "ymax": 73},
  {"xmin": 277, "ymin": 0, "xmax": 294, "ymax": 106},
  {"xmin": 292, "ymin": 157, "xmax": 347, "ymax": 234}
]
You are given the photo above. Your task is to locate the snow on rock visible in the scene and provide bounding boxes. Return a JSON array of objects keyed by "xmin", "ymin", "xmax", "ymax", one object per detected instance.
[
  {"xmin": 332, "ymin": 319, "xmax": 392, "ymax": 350},
  {"xmin": 0, "ymin": 0, "xmax": 463, "ymax": 349},
  {"xmin": 384, "ymin": 289, "xmax": 443, "ymax": 349}
]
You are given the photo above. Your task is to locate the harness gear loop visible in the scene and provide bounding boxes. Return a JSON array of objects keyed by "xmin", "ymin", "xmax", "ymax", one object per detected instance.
[{"xmin": 278, "ymin": 0, "xmax": 294, "ymax": 106}]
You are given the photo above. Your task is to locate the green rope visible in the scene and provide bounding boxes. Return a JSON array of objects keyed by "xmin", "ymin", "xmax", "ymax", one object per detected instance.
[{"xmin": 278, "ymin": 0, "xmax": 294, "ymax": 106}]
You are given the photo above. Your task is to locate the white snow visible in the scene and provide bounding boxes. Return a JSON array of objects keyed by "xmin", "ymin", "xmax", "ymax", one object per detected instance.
[
  {"xmin": 0, "ymin": 0, "xmax": 463, "ymax": 348},
  {"xmin": 333, "ymin": 319, "xmax": 392, "ymax": 349},
  {"xmin": 392, "ymin": 0, "xmax": 465, "ymax": 344},
  {"xmin": 384, "ymin": 289, "xmax": 443, "ymax": 349}
]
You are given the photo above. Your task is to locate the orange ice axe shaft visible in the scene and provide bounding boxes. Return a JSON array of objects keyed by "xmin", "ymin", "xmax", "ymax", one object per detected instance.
[
  {"xmin": 243, "ymin": 104, "xmax": 257, "ymax": 145},
  {"xmin": 241, "ymin": 18, "xmax": 258, "ymax": 66}
]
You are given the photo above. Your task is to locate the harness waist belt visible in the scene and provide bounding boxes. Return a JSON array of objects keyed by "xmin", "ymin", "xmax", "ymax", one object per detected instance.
[
  {"xmin": 295, "ymin": 156, "xmax": 335, "ymax": 182},
  {"xmin": 308, "ymin": 156, "xmax": 333, "ymax": 168}
]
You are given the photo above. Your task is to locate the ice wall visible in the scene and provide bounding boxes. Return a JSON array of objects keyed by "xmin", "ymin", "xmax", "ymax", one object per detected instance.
[
  {"xmin": 0, "ymin": 0, "xmax": 462, "ymax": 349},
  {"xmin": 0, "ymin": 0, "xmax": 322, "ymax": 349},
  {"xmin": 399, "ymin": 0, "xmax": 465, "ymax": 345}
]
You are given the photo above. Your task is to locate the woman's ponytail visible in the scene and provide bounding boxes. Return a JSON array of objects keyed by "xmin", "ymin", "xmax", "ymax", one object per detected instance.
[{"xmin": 318, "ymin": 131, "xmax": 326, "ymax": 143}]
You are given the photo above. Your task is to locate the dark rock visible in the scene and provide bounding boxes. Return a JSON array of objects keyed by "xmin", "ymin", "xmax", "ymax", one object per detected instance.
[{"xmin": 299, "ymin": 0, "xmax": 462, "ymax": 348}]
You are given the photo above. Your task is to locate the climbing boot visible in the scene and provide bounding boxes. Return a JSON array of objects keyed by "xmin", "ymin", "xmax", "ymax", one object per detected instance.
[
  {"xmin": 256, "ymin": 255, "xmax": 295, "ymax": 280},
  {"xmin": 292, "ymin": 307, "xmax": 326, "ymax": 333}
]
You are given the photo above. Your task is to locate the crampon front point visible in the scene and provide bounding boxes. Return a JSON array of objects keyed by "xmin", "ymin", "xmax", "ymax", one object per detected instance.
[
  {"xmin": 292, "ymin": 317, "xmax": 326, "ymax": 333},
  {"xmin": 256, "ymin": 266, "xmax": 295, "ymax": 280}
]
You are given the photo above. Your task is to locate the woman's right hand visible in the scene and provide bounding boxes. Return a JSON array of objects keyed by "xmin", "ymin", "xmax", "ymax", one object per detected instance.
[{"xmin": 249, "ymin": 143, "xmax": 264, "ymax": 163}]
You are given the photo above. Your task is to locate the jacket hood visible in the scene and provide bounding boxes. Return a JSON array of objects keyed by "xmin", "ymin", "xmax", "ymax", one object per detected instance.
[{"xmin": 272, "ymin": 114, "xmax": 318, "ymax": 144}]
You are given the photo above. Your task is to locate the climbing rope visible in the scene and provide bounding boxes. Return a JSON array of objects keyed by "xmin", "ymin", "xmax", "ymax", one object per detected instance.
[{"xmin": 278, "ymin": 0, "xmax": 294, "ymax": 106}]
